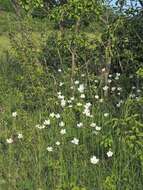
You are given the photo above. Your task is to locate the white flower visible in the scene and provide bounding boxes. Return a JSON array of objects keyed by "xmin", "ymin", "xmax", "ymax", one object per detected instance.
[
  {"xmin": 108, "ymin": 79, "xmax": 112, "ymax": 83},
  {"xmin": 60, "ymin": 129, "xmax": 66, "ymax": 135},
  {"xmin": 35, "ymin": 124, "xmax": 45, "ymax": 129},
  {"xmin": 77, "ymin": 102, "xmax": 82, "ymax": 106},
  {"xmin": 70, "ymin": 86, "xmax": 74, "ymax": 89},
  {"xmin": 84, "ymin": 102, "xmax": 91, "ymax": 108},
  {"xmin": 109, "ymin": 74, "xmax": 112, "ymax": 78},
  {"xmin": 49, "ymin": 112, "xmax": 55, "ymax": 118},
  {"xmin": 83, "ymin": 109, "xmax": 91, "ymax": 117},
  {"xmin": 43, "ymin": 119, "xmax": 50, "ymax": 125},
  {"xmin": 18, "ymin": 133, "xmax": 23, "ymax": 139},
  {"xmin": 90, "ymin": 123, "xmax": 96, "ymax": 128},
  {"xmin": 61, "ymin": 99, "xmax": 66, "ymax": 107},
  {"xmin": 6, "ymin": 138, "xmax": 13, "ymax": 144},
  {"xmin": 74, "ymin": 80, "xmax": 79, "ymax": 85},
  {"xmin": 59, "ymin": 82, "xmax": 64, "ymax": 86},
  {"xmin": 90, "ymin": 156, "xmax": 99, "ymax": 164},
  {"xmin": 57, "ymin": 91, "xmax": 61, "ymax": 95},
  {"xmin": 12, "ymin": 112, "xmax": 17, "ymax": 117},
  {"xmin": 102, "ymin": 68, "xmax": 106, "ymax": 72},
  {"xmin": 95, "ymin": 126, "xmax": 101, "ymax": 131},
  {"xmin": 117, "ymin": 87, "xmax": 122, "ymax": 91},
  {"xmin": 116, "ymin": 72, "xmax": 120, "ymax": 77},
  {"xmin": 137, "ymin": 89, "xmax": 141, "ymax": 93},
  {"xmin": 59, "ymin": 121, "xmax": 65, "ymax": 127},
  {"xmin": 80, "ymin": 94, "xmax": 85, "ymax": 99},
  {"xmin": 55, "ymin": 141, "xmax": 60, "ymax": 146},
  {"xmin": 58, "ymin": 69, "xmax": 62, "ymax": 72},
  {"xmin": 132, "ymin": 86, "xmax": 136, "ymax": 90},
  {"xmin": 55, "ymin": 113, "xmax": 60, "ymax": 119},
  {"xmin": 107, "ymin": 150, "xmax": 113, "ymax": 157},
  {"xmin": 81, "ymin": 74, "xmax": 85, "ymax": 77},
  {"xmin": 58, "ymin": 94, "xmax": 64, "ymax": 99},
  {"xmin": 115, "ymin": 76, "xmax": 119, "ymax": 80},
  {"xmin": 77, "ymin": 122, "xmax": 83, "ymax": 128},
  {"xmin": 71, "ymin": 138, "xmax": 79, "ymax": 145},
  {"xmin": 78, "ymin": 84, "xmax": 84, "ymax": 93},
  {"xmin": 103, "ymin": 86, "xmax": 109, "ymax": 91},
  {"xmin": 99, "ymin": 98, "xmax": 104, "ymax": 103},
  {"xmin": 68, "ymin": 105, "xmax": 73, "ymax": 108},
  {"xmin": 95, "ymin": 95, "xmax": 99, "ymax": 99},
  {"xmin": 104, "ymin": 113, "xmax": 109, "ymax": 117},
  {"xmin": 67, "ymin": 100, "xmax": 72, "ymax": 104},
  {"xmin": 111, "ymin": 87, "xmax": 116, "ymax": 91},
  {"xmin": 129, "ymin": 75, "xmax": 133, "ymax": 79},
  {"xmin": 47, "ymin": 146, "xmax": 53, "ymax": 152},
  {"xmin": 70, "ymin": 97, "xmax": 75, "ymax": 101}
]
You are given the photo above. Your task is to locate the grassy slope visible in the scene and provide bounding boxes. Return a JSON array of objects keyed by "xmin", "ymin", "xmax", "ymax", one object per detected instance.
[{"xmin": 0, "ymin": 10, "xmax": 143, "ymax": 190}]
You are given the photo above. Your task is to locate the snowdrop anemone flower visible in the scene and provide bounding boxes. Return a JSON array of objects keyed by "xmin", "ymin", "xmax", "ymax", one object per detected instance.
[
  {"xmin": 61, "ymin": 99, "xmax": 66, "ymax": 107},
  {"xmin": 49, "ymin": 112, "xmax": 55, "ymax": 118},
  {"xmin": 47, "ymin": 147, "xmax": 53, "ymax": 152},
  {"xmin": 35, "ymin": 124, "xmax": 46, "ymax": 129},
  {"xmin": 132, "ymin": 86, "xmax": 136, "ymax": 90},
  {"xmin": 67, "ymin": 100, "xmax": 72, "ymax": 104},
  {"xmin": 83, "ymin": 108, "xmax": 91, "ymax": 117},
  {"xmin": 74, "ymin": 80, "xmax": 79, "ymax": 85},
  {"xmin": 95, "ymin": 95, "xmax": 99, "ymax": 99},
  {"xmin": 71, "ymin": 138, "xmax": 79, "ymax": 145},
  {"xmin": 78, "ymin": 84, "xmax": 84, "ymax": 93},
  {"xmin": 80, "ymin": 94, "xmax": 85, "ymax": 99},
  {"xmin": 12, "ymin": 112, "xmax": 17, "ymax": 117},
  {"xmin": 94, "ymin": 79, "xmax": 98, "ymax": 83},
  {"xmin": 58, "ymin": 69, "xmax": 62, "ymax": 72},
  {"xmin": 99, "ymin": 98, "xmax": 104, "ymax": 103},
  {"xmin": 116, "ymin": 72, "xmax": 120, "ymax": 77},
  {"xmin": 104, "ymin": 113, "xmax": 109, "ymax": 117},
  {"xmin": 55, "ymin": 113, "xmax": 60, "ymax": 119},
  {"xmin": 70, "ymin": 97, "xmax": 75, "ymax": 101},
  {"xmin": 55, "ymin": 141, "xmax": 60, "ymax": 146},
  {"xmin": 107, "ymin": 150, "xmax": 113, "ymax": 157},
  {"xmin": 18, "ymin": 133, "xmax": 23, "ymax": 139},
  {"xmin": 77, "ymin": 122, "xmax": 83, "ymax": 128},
  {"xmin": 77, "ymin": 102, "xmax": 82, "ymax": 106},
  {"xmin": 85, "ymin": 102, "xmax": 91, "ymax": 108},
  {"xmin": 103, "ymin": 85, "xmax": 109, "ymax": 91},
  {"xmin": 117, "ymin": 87, "xmax": 122, "ymax": 91},
  {"xmin": 60, "ymin": 129, "xmax": 66, "ymax": 135},
  {"xmin": 102, "ymin": 68, "xmax": 106, "ymax": 72},
  {"xmin": 59, "ymin": 82, "xmax": 64, "ymax": 86},
  {"xmin": 58, "ymin": 94, "xmax": 65, "ymax": 100},
  {"xmin": 95, "ymin": 126, "xmax": 101, "ymax": 131},
  {"xmin": 109, "ymin": 74, "xmax": 112, "ymax": 78},
  {"xmin": 90, "ymin": 123, "xmax": 96, "ymax": 128},
  {"xmin": 108, "ymin": 79, "xmax": 112, "ymax": 83},
  {"xmin": 6, "ymin": 138, "xmax": 13, "ymax": 144},
  {"xmin": 115, "ymin": 76, "xmax": 119, "ymax": 80},
  {"xmin": 90, "ymin": 156, "xmax": 99, "ymax": 164},
  {"xmin": 59, "ymin": 121, "xmax": 65, "ymax": 127},
  {"xmin": 111, "ymin": 87, "xmax": 116, "ymax": 91},
  {"xmin": 43, "ymin": 119, "xmax": 50, "ymax": 126}
]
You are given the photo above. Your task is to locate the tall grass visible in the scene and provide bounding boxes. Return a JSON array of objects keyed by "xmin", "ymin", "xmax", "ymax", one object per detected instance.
[{"xmin": 0, "ymin": 53, "xmax": 143, "ymax": 189}]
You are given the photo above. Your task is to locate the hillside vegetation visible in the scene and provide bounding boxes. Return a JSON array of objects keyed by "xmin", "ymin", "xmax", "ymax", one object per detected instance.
[{"xmin": 0, "ymin": 0, "xmax": 143, "ymax": 190}]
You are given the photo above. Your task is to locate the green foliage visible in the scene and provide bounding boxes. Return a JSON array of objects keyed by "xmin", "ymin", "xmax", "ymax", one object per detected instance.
[{"xmin": 0, "ymin": 1, "xmax": 143, "ymax": 190}]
